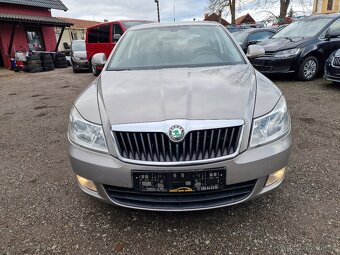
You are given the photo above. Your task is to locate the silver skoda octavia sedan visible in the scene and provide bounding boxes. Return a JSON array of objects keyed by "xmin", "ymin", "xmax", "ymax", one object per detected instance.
[{"xmin": 68, "ymin": 22, "xmax": 292, "ymax": 211}]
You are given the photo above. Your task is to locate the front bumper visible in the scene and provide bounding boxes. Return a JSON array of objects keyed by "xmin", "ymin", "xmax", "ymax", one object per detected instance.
[
  {"xmin": 250, "ymin": 56, "xmax": 298, "ymax": 74},
  {"xmin": 72, "ymin": 60, "xmax": 90, "ymax": 70},
  {"xmin": 68, "ymin": 133, "xmax": 292, "ymax": 211},
  {"xmin": 324, "ymin": 63, "xmax": 340, "ymax": 83}
]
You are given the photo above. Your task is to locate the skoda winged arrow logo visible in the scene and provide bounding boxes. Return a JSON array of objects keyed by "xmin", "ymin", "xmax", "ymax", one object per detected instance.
[{"xmin": 169, "ymin": 125, "xmax": 185, "ymax": 142}]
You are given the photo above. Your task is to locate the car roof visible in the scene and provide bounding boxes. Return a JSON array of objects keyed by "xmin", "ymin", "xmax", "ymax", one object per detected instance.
[
  {"xmin": 306, "ymin": 13, "xmax": 340, "ymax": 20},
  {"xmin": 129, "ymin": 21, "xmax": 221, "ymax": 31},
  {"xmin": 87, "ymin": 20, "xmax": 151, "ymax": 29},
  {"xmin": 235, "ymin": 27, "xmax": 277, "ymax": 34}
]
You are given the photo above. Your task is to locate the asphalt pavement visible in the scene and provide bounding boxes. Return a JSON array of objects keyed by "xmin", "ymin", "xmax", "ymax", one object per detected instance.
[{"xmin": 0, "ymin": 68, "xmax": 339, "ymax": 255}]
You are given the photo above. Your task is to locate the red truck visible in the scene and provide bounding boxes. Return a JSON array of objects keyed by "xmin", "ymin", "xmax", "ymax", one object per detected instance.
[{"xmin": 86, "ymin": 20, "xmax": 151, "ymax": 76}]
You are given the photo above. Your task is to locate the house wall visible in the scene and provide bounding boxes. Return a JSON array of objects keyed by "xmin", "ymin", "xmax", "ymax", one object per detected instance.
[
  {"xmin": 56, "ymin": 27, "xmax": 86, "ymax": 51},
  {"xmin": 0, "ymin": 3, "xmax": 57, "ymax": 67},
  {"xmin": 313, "ymin": 0, "xmax": 340, "ymax": 14}
]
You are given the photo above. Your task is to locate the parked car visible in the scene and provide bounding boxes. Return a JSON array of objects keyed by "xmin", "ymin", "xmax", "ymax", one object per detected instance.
[
  {"xmin": 324, "ymin": 49, "xmax": 340, "ymax": 83},
  {"xmin": 233, "ymin": 28, "xmax": 277, "ymax": 53},
  {"xmin": 250, "ymin": 14, "xmax": 340, "ymax": 80},
  {"xmin": 86, "ymin": 20, "xmax": 151, "ymax": 76},
  {"xmin": 68, "ymin": 22, "xmax": 292, "ymax": 211},
  {"xmin": 227, "ymin": 26, "xmax": 248, "ymax": 33},
  {"xmin": 71, "ymin": 40, "xmax": 89, "ymax": 73}
]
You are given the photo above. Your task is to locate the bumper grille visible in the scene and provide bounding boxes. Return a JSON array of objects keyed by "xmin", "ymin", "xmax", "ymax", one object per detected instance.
[
  {"xmin": 254, "ymin": 66, "xmax": 272, "ymax": 72},
  {"xmin": 113, "ymin": 126, "xmax": 242, "ymax": 162},
  {"xmin": 333, "ymin": 57, "xmax": 340, "ymax": 67},
  {"xmin": 264, "ymin": 51, "xmax": 275, "ymax": 57},
  {"xmin": 103, "ymin": 180, "xmax": 256, "ymax": 210}
]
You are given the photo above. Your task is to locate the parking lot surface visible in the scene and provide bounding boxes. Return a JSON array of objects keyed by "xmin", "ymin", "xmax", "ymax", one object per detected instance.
[{"xmin": 0, "ymin": 68, "xmax": 339, "ymax": 255}]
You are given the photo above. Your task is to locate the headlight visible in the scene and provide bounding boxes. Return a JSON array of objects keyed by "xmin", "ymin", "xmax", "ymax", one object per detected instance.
[
  {"xmin": 250, "ymin": 96, "xmax": 290, "ymax": 148},
  {"xmin": 69, "ymin": 107, "xmax": 108, "ymax": 153},
  {"xmin": 72, "ymin": 56, "xmax": 80, "ymax": 61},
  {"xmin": 273, "ymin": 48, "xmax": 300, "ymax": 58}
]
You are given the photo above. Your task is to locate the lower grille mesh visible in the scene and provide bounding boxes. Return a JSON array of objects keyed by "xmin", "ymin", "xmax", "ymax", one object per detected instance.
[{"xmin": 103, "ymin": 180, "xmax": 256, "ymax": 210}]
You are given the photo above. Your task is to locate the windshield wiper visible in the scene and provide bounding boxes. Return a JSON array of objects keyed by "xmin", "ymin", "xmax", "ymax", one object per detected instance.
[{"xmin": 283, "ymin": 37, "xmax": 293, "ymax": 42}]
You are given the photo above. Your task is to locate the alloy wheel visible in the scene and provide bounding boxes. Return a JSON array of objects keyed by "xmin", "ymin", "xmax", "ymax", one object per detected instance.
[{"xmin": 303, "ymin": 60, "xmax": 317, "ymax": 80}]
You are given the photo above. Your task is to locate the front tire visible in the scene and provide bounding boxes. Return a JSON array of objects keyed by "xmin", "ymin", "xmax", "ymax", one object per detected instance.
[
  {"xmin": 91, "ymin": 63, "xmax": 100, "ymax": 76},
  {"xmin": 298, "ymin": 56, "xmax": 319, "ymax": 81}
]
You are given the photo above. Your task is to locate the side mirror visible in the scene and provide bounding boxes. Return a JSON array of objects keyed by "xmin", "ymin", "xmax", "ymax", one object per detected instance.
[
  {"xmin": 247, "ymin": 40, "xmax": 259, "ymax": 46},
  {"xmin": 91, "ymin": 53, "xmax": 107, "ymax": 66},
  {"xmin": 113, "ymin": 34, "xmax": 121, "ymax": 42},
  {"xmin": 246, "ymin": 45, "xmax": 265, "ymax": 59}
]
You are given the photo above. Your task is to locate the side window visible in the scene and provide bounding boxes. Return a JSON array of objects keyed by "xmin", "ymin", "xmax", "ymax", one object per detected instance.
[
  {"xmin": 248, "ymin": 31, "xmax": 274, "ymax": 43},
  {"xmin": 112, "ymin": 24, "xmax": 124, "ymax": 42},
  {"xmin": 97, "ymin": 25, "xmax": 110, "ymax": 43},
  {"xmin": 88, "ymin": 28, "xmax": 97, "ymax": 43},
  {"xmin": 329, "ymin": 18, "xmax": 340, "ymax": 35}
]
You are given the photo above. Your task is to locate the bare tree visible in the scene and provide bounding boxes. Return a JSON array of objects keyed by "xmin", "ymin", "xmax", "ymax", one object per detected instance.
[
  {"xmin": 207, "ymin": 0, "xmax": 236, "ymax": 25},
  {"xmin": 279, "ymin": 0, "xmax": 291, "ymax": 19},
  {"xmin": 249, "ymin": 0, "xmax": 292, "ymax": 19},
  {"xmin": 207, "ymin": 0, "xmax": 309, "ymax": 24}
]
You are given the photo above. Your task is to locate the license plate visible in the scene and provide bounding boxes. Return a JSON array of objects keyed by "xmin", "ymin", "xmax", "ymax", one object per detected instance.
[{"xmin": 132, "ymin": 168, "xmax": 226, "ymax": 192}]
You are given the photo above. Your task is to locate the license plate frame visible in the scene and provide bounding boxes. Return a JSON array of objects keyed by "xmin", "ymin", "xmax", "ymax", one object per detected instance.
[{"xmin": 132, "ymin": 168, "xmax": 226, "ymax": 193}]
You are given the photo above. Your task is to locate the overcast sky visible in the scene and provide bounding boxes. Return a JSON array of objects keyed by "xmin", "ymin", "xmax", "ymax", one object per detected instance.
[
  {"xmin": 52, "ymin": 0, "xmax": 207, "ymax": 22},
  {"xmin": 52, "ymin": 0, "xmax": 313, "ymax": 23}
]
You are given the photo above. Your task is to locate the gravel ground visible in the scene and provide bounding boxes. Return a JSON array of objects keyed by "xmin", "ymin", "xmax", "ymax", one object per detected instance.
[{"xmin": 0, "ymin": 68, "xmax": 339, "ymax": 255}]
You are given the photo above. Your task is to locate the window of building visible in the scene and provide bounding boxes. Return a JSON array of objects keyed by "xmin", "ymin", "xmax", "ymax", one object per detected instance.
[
  {"xmin": 327, "ymin": 0, "xmax": 334, "ymax": 11},
  {"xmin": 25, "ymin": 27, "xmax": 45, "ymax": 51},
  {"xmin": 72, "ymin": 31, "xmax": 78, "ymax": 40}
]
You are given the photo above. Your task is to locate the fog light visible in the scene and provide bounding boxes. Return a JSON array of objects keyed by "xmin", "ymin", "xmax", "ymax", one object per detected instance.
[
  {"xmin": 76, "ymin": 175, "xmax": 97, "ymax": 192},
  {"xmin": 265, "ymin": 168, "xmax": 286, "ymax": 187}
]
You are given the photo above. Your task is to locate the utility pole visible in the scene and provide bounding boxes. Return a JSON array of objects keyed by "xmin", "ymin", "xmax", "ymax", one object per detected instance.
[
  {"xmin": 154, "ymin": 0, "xmax": 160, "ymax": 22},
  {"xmin": 173, "ymin": 0, "xmax": 176, "ymax": 22}
]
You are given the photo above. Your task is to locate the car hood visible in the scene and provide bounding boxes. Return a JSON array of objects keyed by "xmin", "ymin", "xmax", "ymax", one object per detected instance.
[
  {"xmin": 98, "ymin": 65, "xmax": 256, "ymax": 125},
  {"xmin": 72, "ymin": 51, "xmax": 87, "ymax": 59},
  {"xmin": 259, "ymin": 37, "xmax": 310, "ymax": 52}
]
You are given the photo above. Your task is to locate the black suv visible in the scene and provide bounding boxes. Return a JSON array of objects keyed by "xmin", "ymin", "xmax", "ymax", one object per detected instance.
[{"xmin": 250, "ymin": 14, "xmax": 340, "ymax": 80}]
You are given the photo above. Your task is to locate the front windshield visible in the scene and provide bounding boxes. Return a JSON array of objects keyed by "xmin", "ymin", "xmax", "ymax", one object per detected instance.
[
  {"xmin": 72, "ymin": 41, "xmax": 85, "ymax": 51},
  {"xmin": 234, "ymin": 32, "xmax": 249, "ymax": 44},
  {"xmin": 273, "ymin": 18, "xmax": 331, "ymax": 38},
  {"xmin": 108, "ymin": 25, "xmax": 245, "ymax": 71},
  {"xmin": 123, "ymin": 21, "xmax": 152, "ymax": 30}
]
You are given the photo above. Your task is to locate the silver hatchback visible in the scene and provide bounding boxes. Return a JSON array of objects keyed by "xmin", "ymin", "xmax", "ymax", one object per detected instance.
[{"xmin": 68, "ymin": 22, "xmax": 292, "ymax": 211}]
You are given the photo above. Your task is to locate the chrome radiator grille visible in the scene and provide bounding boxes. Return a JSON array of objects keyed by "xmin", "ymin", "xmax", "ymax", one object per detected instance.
[
  {"xmin": 113, "ymin": 126, "xmax": 242, "ymax": 163},
  {"xmin": 333, "ymin": 57, "xmax": 340, "ymax": 67}
]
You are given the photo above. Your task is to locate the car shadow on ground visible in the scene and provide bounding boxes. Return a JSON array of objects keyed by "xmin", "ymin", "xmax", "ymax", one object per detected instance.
[
  {"xmin": 264, "ymin": 73, "xmax": 298, "ymax": 82},
  {"xmin": 323, "ymin": 81, "xmax": 340, "ymax": 91}
]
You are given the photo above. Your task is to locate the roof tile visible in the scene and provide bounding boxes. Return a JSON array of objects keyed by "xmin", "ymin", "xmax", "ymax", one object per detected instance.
[
  {"xmin": 57, "ymin": 17, "xmax": 101, "ymax": 29},
  {"xmin": 0, "ymin": 13, "xmax": 72, "ymax": 26},
  {"xmin": 0, "ymin": 0, "xmax": 68, "ymax": 11}
]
